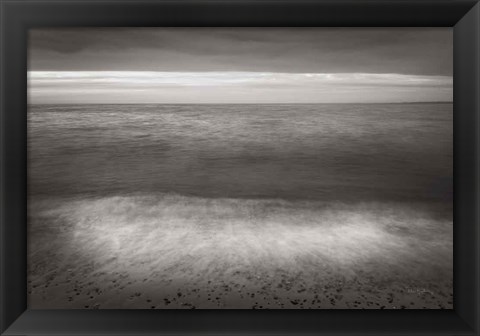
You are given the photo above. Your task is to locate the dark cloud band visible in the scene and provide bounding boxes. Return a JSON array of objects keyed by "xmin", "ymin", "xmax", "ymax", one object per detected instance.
[{"xmin": 29, "ymin": 28, "xmax": 452, "ymax": 76}]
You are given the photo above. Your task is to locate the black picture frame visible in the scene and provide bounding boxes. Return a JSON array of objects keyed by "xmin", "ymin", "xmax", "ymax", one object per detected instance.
[{"xmin": 1, "ymin": 0, "xmax": 479, "ymax": 335}]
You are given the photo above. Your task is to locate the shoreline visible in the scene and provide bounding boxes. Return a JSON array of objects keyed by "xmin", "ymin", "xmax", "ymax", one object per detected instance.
[{"xmin": 28, "ymin": 194, "xmax": 453, "ymax": 309}]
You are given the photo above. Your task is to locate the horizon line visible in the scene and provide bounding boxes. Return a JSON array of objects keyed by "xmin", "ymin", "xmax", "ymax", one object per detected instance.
[{"xmin": 28, "ymin": 101, "xmax": 453, "ymax": 106}]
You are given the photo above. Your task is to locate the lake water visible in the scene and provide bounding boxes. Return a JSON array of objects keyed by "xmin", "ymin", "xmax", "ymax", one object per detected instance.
[
  {"xmin": 28, "ymin": 103, "xmax": 452, "ymax": 205},
  {"xmin": 27, "ymin": 103, "xmax": 453, "ymax": 309}
]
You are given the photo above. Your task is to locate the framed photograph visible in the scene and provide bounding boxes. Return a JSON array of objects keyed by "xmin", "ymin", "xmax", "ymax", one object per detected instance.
[{"xmin": 1, "ymin": 0, "xmax": 479, "ymax": 335}]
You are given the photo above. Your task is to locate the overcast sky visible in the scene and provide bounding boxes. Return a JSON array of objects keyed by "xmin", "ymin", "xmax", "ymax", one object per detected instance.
[{"xmin": 28, "ymin": 28, "xmax": 452, "ymax": 104}]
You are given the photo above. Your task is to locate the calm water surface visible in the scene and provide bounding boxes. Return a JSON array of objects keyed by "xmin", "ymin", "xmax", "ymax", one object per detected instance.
[{"xmin": 28, "ymin": 103, "xmax": 453, "ymax": 204}]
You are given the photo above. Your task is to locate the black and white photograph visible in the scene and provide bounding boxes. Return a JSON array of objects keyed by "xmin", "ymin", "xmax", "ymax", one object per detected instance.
[{"xmin": 27, "ymin": 28, "xmax": 453, "ymax": 310}]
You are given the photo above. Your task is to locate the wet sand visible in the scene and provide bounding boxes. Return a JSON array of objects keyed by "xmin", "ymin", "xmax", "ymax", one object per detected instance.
[{"xmin": 28, "ymin": 268, "xmax": 452, "ymax": 309}]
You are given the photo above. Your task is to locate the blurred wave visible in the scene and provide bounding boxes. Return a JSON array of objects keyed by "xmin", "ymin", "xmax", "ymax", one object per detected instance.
[{"xmin": 29, "ymin": 194, "xmax": 452, "ymax": 285}]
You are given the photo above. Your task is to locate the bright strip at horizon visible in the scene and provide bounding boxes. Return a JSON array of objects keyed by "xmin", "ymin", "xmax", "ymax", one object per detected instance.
[{"xmin": 28, "ymin": 71, "xmax": 453, "ymax": 104}]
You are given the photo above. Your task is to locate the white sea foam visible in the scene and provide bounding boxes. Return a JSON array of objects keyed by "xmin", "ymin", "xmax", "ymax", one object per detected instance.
[{"xmin": 28, "ymin": 194, "xmax": 452, "ymax": 285}]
